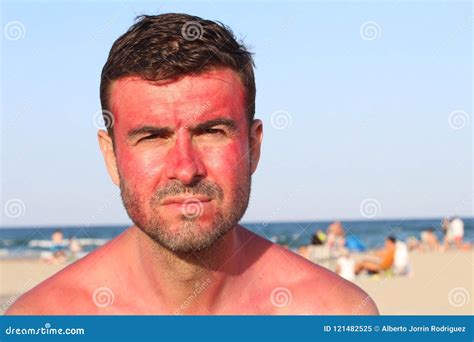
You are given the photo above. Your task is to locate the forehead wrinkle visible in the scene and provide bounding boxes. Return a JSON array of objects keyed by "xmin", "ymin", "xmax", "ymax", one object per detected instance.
[{"xmin": 109, "ymin": 71, "xmax": 245, "ymax": 129}]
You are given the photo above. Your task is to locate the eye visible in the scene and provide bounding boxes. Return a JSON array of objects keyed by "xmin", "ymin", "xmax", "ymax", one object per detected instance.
[
  {"xmin": 141, "ymin": 134, "xmax": 160, "ymax": 140},
  {"xmin": 203, "ymin": 128, "xmax": 225, "ymax": 135},
  {"xmin": 138, "ymin": 133, "xmax": 167, "ymax": 143}
]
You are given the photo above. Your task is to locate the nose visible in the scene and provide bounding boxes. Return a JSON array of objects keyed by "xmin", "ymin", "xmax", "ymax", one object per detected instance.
[{"xmin": 165, "ymin": 132, "xmax": 206, "ymax": 185}]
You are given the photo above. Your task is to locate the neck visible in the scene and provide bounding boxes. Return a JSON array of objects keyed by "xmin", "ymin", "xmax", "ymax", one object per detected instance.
[{"xmin": 133, "ymin": 225, "xmax": 242, "ymax": 314}]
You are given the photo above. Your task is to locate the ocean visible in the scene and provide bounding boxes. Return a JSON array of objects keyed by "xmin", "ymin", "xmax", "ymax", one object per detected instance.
[{"xmin": 0, "ymin": 218, "xmax": 472, "ymax": 259}]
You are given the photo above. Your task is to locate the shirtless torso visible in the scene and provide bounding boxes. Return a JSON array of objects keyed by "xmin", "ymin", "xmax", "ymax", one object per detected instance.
[{"xmin": 6, "ymin": 225, "xmax": 378, "ymax": 315}]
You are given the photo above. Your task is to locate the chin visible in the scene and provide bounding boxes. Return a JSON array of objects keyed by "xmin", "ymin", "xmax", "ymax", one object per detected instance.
[{"xmin": 142, "ymin": 217, "xmax": 233, "ymax": 253}]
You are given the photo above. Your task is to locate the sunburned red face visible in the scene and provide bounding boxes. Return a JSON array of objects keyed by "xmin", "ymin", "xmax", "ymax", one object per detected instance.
[{"xmin": 108, "ymin": 69, "xmax": 254, "ymax": 252}]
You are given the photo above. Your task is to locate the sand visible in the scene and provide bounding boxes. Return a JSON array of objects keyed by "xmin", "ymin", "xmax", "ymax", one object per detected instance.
[
  {"xmin": 354, "ymin": 249, "xmax": 473, "ymax": 315},
  {"xmin": 1, "ymin": 250, "xmax": 472, "ymax": 315},
  {"xmin": 0, "ymin": 259, "xmax": 71, "ymax": 314}
]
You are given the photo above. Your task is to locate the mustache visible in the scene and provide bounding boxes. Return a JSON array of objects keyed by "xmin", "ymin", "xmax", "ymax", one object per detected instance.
[{"xmin": 152, "ymin": 179, "xmax": 224, "ymax": 203}]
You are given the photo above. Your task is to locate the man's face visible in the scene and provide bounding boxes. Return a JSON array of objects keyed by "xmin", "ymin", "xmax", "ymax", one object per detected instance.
[{"xmin": 103, "ymin": 69, "xmax": 262, "ymax": 252}]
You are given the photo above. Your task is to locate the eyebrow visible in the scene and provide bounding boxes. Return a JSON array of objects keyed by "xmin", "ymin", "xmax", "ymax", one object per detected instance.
[
  {"xmin": 126, "ymin": 117, "xmax": 238, "ymax": 141},
  {"xmin": 127, "ymin": 126, "xmax": 172, "ymax": 141}
]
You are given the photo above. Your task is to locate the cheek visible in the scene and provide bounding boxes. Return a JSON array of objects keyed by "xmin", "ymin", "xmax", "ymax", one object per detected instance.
[
  {"xmin": 201, "ymin": 140, "xmax": 250, "ymax": 190},
  {"xmin": 116, "ymin": 146, "xmax": 163, "ymax": 194},
  {"xmin": 115, "ymin": 138, "xmax": 250, "ymax": 198}
]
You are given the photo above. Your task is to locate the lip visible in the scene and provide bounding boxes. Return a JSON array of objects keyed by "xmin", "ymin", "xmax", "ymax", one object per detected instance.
[{"xmin": 161, "ymin": 196, "xmax": 212, "ymax": 205}]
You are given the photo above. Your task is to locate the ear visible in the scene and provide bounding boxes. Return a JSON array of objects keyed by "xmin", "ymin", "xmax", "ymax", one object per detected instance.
[
  {"xmin": 97, "ymin": 130, "xmax": 120, "ymax": 186},
  {"xmin": 249, "ymin": 119, "xmax": 263, "ymax": 175}
]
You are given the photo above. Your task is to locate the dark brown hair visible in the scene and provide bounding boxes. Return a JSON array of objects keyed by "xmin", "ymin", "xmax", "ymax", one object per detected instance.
[{"xmin": 100, "ymin": 13, "xmax": 255, "ymax": 139}]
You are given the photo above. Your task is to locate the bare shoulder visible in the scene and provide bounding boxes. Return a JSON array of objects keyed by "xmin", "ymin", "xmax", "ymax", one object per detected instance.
[
  {"xmin": 5, "ymin": 228, "xmax": 133, "ymax": 315},
  {"xmin": 239, "ymin": 227, "xmax": 378, "ymax": 315},
  {"xmin": 276, "ymin": 245, "xmax": 378, "ymax": 315},
  {"xmin": 4, "ymin": 273, "xmax": 92, "ymax": 315}
]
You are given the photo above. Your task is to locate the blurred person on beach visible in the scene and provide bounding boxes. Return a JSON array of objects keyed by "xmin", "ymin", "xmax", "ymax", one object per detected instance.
[
  {"xmin": 406, "ymin": 236, "xmax": 420, "ymax": 251},
  {"xmin": 298, "ymin": 231, "xmax": 329, "ymax": 265},
  {"xmin": 393, "ymin": 240, "xmax": 412, "ymax": 276},
  {"xmin": 315, "ymin": 229, "xmax": 327, "ymax": 244},
  {"xmin": 441, "ymin": 217, "xmax": 450, "ymax": 242},
  {"xmin": 68, "ymin": 238, "xmax": 83, "ymax": 260},
  {"xmin": 326, "ymin": 221, "xmax": 345, "ymax": 256},
  {"xmin": 355, "ymin": 236, "xmax": 396, "ymax": 275},
  {"xmin": 41, "ymin": 229, "xmax": 67, "ymax": 264},
  {"xmin": 298, "ymin": 230, "xmax": 337, "ymax": 270},
  {"xmin": 335, "ymin": 248, "xmax": 355, "ymax": 281},
  {"xmin": 443, "ymin": 217, "xmax": 468, "ymax": 250},
  {"xmin": 6, "ymin": 13, "xmax": 377, "ymax": 315},
  {"xmin": 419, "ymin": 228, "xmax": 440, "ymax": 252}
]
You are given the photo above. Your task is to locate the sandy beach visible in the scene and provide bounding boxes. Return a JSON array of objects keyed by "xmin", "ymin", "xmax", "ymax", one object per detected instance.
[
  {"xmin": 354, "ymin": 249, "xmax": 473, "ymax": 315},
  {"xmin": 1, "ymin": 249, "xmax": 472, "ymax": 315}
]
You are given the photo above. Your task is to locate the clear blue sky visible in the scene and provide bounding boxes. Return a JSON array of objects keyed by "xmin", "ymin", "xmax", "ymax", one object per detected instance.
[{"xmin": 1, "ymin": 1, "xmax": 472, "ymax": 227}]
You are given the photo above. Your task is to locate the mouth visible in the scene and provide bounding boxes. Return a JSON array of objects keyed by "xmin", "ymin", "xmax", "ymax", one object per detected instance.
[{"xmin": 161, "ymin": 196, "xmax": 212, "ymax": 206}]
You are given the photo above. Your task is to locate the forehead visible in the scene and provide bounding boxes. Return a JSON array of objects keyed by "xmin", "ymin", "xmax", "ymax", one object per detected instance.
[{"xmin": 108, "ymin": 69, "xmax": 247, "ymax": 129}]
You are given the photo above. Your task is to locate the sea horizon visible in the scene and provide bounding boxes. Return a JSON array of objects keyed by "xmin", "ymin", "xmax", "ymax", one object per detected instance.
[
  {"xmin": 1, "ymin": 217, "xmax": 472, "ymax": 260},
  {"xmin": 2, "ymin": 215, "xmax": 473, "ymax": 230}
]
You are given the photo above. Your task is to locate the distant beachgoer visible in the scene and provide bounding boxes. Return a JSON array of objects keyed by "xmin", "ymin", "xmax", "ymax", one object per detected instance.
[
  {"xmin": 311, "ymin": 232, "xmax": 324, "ymax": 246},
  {"xmin": 298, "ymin": 231, "xmax": 325, "ymax": 260},
  {"xmin": 444, "ymin": 217, "xmax": 467, "ymax": 250},
  {"xmin": 315, "ymin": 229, "xmax": 327, "ymax": 244},
  {"xmin": 441, "ymin": 217, "xmax": 449, "ymax": 241},
  {"xmin": 326, "ymin": 221, "xmax": 345, "ymax": 255},
  {"xmin": 69, "ymin": 238, "xmax": 82, "ymax": 260},
  {"xmin": 406, "ymin": 236, "xmax": 419, "ymax": 251},
  {"xmin": 419, "ymin": 228, "xmax": 440, "ymax": 252},
  {"xmin": 355, "ymin": 236, "xmax": 396, "ymax": 275},
  {"xmin": 450, "ymin": 217, "xmax": 464, "ymax": 247},
  {"xmin": 335, "ymin": 248, "xmax": 355, "ymax": 281},
  {"xmin": 51, "ymin": 229, "xmax": 64, "ymax": 247},
  {"xmin": 444, "ymin": 218, "xmax": 454, "ymax": 248},
  {"xmin": 44, "ymin": 229, "xmax": 67, "ymax": 264},
  {"xmin": 393, "ymin": 240, "xmax": 412, "ymax": 276}
]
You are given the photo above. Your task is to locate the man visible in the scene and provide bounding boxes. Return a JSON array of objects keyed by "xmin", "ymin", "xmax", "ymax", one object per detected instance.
[
  {"xmin": 7, "ymin": 13, "xmax": 377, "ymax": 315},
  {"xmin": 355, "ymin": 236, "xmax": 396, "ymax": 275}
]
